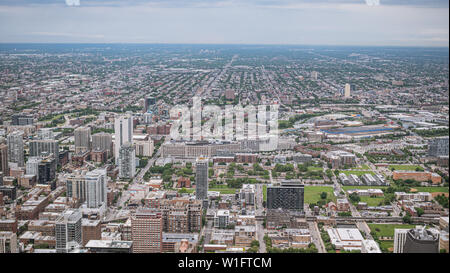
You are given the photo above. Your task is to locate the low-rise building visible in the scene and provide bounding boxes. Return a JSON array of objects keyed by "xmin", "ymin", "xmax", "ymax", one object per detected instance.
[
  {"xmin": 326, "ymin": 228, "xmax": 364, "ymax": 251},
  {"xmin": 393, "ymin": 171, "xmax": 442, "ymax": 184},
  {"xmin": 85, "ymin": 240, "xmax": 133, "ymax": 253}
]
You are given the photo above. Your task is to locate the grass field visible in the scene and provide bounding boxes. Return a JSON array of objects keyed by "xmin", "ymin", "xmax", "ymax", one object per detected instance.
[
  {"xmin": 354, "ymin": 164, "xmax": 370, "ymax": 170},
  {"xmin": 340, "ymin": 170, "xmax": 375, "ymax": 176},
  {"xmin": 263, "ymin": 185, "xmax": 267, "ymax": 202},
  {"xmin": 368, "ymin": 224, "xmax": 416, "ymax": 238},
  {"xmin": 412, "ymin": 187, "xmax": 449, "ymax": 193},
  {"xmin": 307, "ymin": 167, "xmax": 323, "ymax": 172},
  {"xmin": 389, "ymin": 165, "xmax": 424, "ymax": 171},
  {"xmin": 359, "ymin": 196, "xmax": 385, "ymax": 206},
  {"xmin": 304, "ymin": 186, "xmax": 336, "ymax": 204},
  {"xmin": 378, "ymin": 241, "xmax": 394, "ymax": 253},
  {"xmin": 42, "ymin": 113, "xmax": 64, "ymax": 122}
]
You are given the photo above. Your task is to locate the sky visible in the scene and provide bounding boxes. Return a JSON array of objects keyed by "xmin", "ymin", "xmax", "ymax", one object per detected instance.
[{"xmin": 0, "ymin": 0, "xmax": 448, "ymax": 47}]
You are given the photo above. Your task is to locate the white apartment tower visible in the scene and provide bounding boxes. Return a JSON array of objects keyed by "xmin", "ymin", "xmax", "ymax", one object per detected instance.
[
  {"xmin": 85, "ymin": 169, "xmax": 108, "ymax": 209},
  {"xmin": 26, "ymin": 157, "xmax": 42, "ymax": 179},
  {"xmin": 344, "ymin": 83, "xmax": 351, "ymax": 98},
  {"xmin": 66, "ymin": 169, "xmax": 108, "ymax": 209},
  {"xmin": 115, "ymin": 114, "xmax": 133, "ymax": 164},
  {"xmin": 55, "ymin": 209, "xmax": 82, "ymax": 253},
  {"xmin": 394, "ymin": 229, "xmax": 410, "ymax": 253},
  {"xmin": 7, "ymin": 131, "xmax": 24, "ymax": 167},
  {"xmin": 119, "ymin": 142, "xmax": 136, "ymax": 179}
]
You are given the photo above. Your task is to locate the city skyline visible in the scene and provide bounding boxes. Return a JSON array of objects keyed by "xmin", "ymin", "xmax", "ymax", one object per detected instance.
[{"xmin": 0, "ymin": 0, "xmax": 448, "ymax": 261}]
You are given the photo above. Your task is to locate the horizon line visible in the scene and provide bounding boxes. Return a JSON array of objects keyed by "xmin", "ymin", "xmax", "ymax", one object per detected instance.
[{"xmin": 0, "ymin": 42, "xmax": 448, "ymax": 49}]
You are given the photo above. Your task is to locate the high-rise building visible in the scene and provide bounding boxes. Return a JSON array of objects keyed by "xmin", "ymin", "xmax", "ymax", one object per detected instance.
[
  {"xmin": 66, "ymin": 169, "xmax": 107, "ymax": 208},
  {"xmin": 26, "ymin": 157, "xmax": 41, "ymax": 179},
  {"xmin": 92, "ymin": 132, "xmax": 113, "ymax": 157},
  {"xmin": 394, "ymin": 228, "xmax": 410, "ymax": 253},
  {"xmin": 38, "ymin": 156, "xmax": 57, "ymax": 189},
  {"xmin": 55, "ymin": 209, "xmax": 82, "ymax": 253},
  {"xmin": 11, "ymin": 114, "xmax": 33, "ymax": 126},
  {"xmin": 29, "ymin": 139, "xmax": 59, "ymax": 163},
  {"xmin": 428, "ymin": 136, "xmax": 449, "ymax": 157},
  {"xmin": 114, "ymin": 114, "xmax": 133, "ymax": 164},
  {"xmin": 239, "ymin": 184, "xmax": 256, "ymax": 206},
  {"xmin": 66, "ymin": 173, "xmax": 85, "ymax": 201},
  {"xmin": 344, "ymin": 83, "xmax": 351, "ymax": 98},
  {"xmin": 131, "ymin": 209, "xmax": 163, "ymax": 253},
  {"xmin": 0, "ymin": 144, "xmax": 8, "ymax": 176},
  {"xmin": 267, "ymin": 181, "xmax": 304, "ymax": 210},
  {"xmin": 311, "ymin": 71, "xmax": 319, "ymax": 80},
  {"xmin": 214, "ymin": 210, "xmax": 230, "ymax": 228},
  {"xmin": 135, "ymin": 138, "xmax": 154, "ymax": 157},
  {"xmin": 158, "ymin": 198, "xmax": 202, "ymax": 233},
  {"xmin": 74, "ymin": 127, "xmax": 91, "ymax": 154},
  {"xmin": 195, "ymin": 157, "xmax": 208, "ymax": 200},
  {"xmin": 119, "ymin": 142, "xmax": 136, "ymax": 179},
  {"xmin": 85, "ymin": 169, "xmax": 107, "ymax": 208},
  {"xmin": 7, "ymin": 131, "xmax": 24, "ymax": 167},
  {"xmin": 144, "ymin": 96, "xmax": 156, "ymax": 113},
  {"xmin": 403, "ymin": 227, "xmax": 440, "ymax": 253},
  {"xmin": 143, "ymin": 112, "xmax": 153, "ymax": 124}
]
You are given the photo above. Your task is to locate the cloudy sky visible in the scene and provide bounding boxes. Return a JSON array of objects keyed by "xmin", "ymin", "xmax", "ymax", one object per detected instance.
[{"xmin": 0, "ymin": 0, "xmax": 448, "ymax": 46}]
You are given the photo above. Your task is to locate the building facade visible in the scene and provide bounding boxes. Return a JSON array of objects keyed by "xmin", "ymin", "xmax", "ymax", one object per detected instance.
[
  {"xmin": 119, "ymin": 142, "xmax": 136, "ymax": 179},
  {"xmin": 0, "ymin": 144, "xmax": 9, "ymax": 176},
  {"xmin": 7, "ymin": 131, "xmax": 24, "ymax": 167},
  {"xmin": 55, "ymin": 209, "xmax": 82, "ymax": 253},
  {"xmin": 29, "ymin": 139, "xmax": 59, "ymax": 164},
  {"xmin": 74, "ymin": 127, "xmax": 91, "ymax": 154},
  {"xmin": 195, "ymin": 157, "xmax": 208, "ymax": 200},
  {"xmin": 267, "ymin": 181, "xmax": 304, "ymax": 211},
  {"xmin": 403, "ymin": 228, "xmax": 439, "ymax": 253},
  {"xmin": 131, "ymin": 209, "xmax": 163, "ymax": 253},
  {"xmin": 92, "ymin": 132, "xmax": 113, "ymax": 158},
  {"xmin": 428, "ymin": 136, "xmax": 449, "ymax": 157},
  {"xmin": 114, "ymin": 114, "xmax": 133, "ymax": 164}
]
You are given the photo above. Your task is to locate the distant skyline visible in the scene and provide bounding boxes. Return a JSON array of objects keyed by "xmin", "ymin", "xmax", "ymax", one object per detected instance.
[{"xmin": 0, "ymin": 0, "xmax": 448, "ymax": 47}]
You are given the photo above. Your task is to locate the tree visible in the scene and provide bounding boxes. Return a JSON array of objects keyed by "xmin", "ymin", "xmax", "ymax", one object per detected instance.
[
  {"xmin": 349, "ymin": 192, "xmax": 360, "ymax": 203},
  {"xmin": 250, "ymin": 240, "xmax": 260, "ymax": 248},
  {"xmin": 415, "ymin": 207, "xmax": 424, "ymax": 217},
  {"xmin": 403, "ymin": 212, "xmax": 412, "ymax": 224},
  {"xmin": 320, "ymin": 192, "xmax": 327, "ymax": 200}
]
